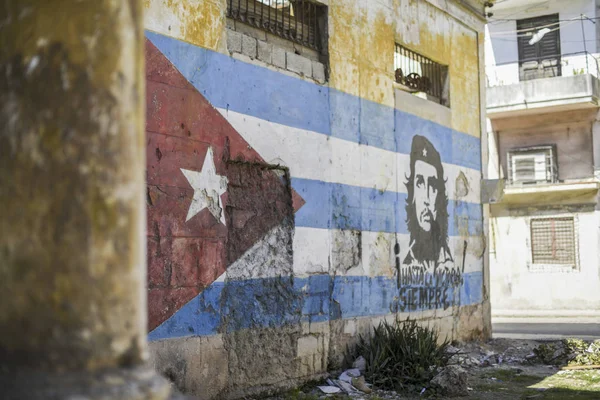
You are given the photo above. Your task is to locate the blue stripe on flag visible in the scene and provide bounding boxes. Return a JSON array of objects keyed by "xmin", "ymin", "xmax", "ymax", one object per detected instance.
[
  {"xmin": 292, "ymin": 178, "xmax": 483, "ymax": 236},
  {"xmin": 148, "ymin": 272, "xmax": 484, "ymax": 341}
]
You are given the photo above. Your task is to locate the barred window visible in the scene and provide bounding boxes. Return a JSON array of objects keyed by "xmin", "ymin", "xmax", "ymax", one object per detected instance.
[
  {"xmin": 394, "ymin": 44, "xmax": 450, "ymax": 106},
  {"xmin": 227, "ymin": 0, "xmax": 324, "ymax": 51},
  {"xmin": 507, "ymin": 145, "xmax": 558, "ymax": 185},
  {"xmin": 530, "ymin": 217, "xmax": 577, "ymax": 266}
]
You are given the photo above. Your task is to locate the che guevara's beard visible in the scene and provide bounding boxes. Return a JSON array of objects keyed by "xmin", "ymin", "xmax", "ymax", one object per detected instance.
[{"xmin": 411, "ymin": 218, "xmax": 442, "ymax": 264}]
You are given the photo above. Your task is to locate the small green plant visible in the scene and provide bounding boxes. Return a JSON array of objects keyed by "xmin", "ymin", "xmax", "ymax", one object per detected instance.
[
  {"xmin": 533, "ymin": 343, "xmax": 559, "ymax": 364},
  {"xmin": 344, "ymin": 318, "xmax": 451, "ymax": 393},
  {"xmin": 564, "ymin": 338, "xmax": 600, "ymax": 366},
  {"xmin": 533, "ymin": 339, "xmax": 600, "ymax": 366}
]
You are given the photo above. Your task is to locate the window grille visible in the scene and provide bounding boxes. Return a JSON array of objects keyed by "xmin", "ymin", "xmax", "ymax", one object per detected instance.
[
  {"xmin": 394, "ymin": 44, "xmax": 448, "ymax": 105},
  {"xmin": 227, "ymin": 0, "xmax": 322, "ymax": 51},
  {"xmin": 507, "ymin": 145, "xmax": 557, "ymax": 185},
  {"xmin": 530, "ymin": 217, "xmax": 577, "ymax": 266}
]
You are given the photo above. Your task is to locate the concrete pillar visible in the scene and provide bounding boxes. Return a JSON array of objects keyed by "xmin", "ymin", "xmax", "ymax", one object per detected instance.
[
  {"xmin": 0, "ymin": 1, "xmax": 170, "ymax": 399},
  {"xmin": 593, "ymin": 111, "xmax": 600, "ymax": 180}
]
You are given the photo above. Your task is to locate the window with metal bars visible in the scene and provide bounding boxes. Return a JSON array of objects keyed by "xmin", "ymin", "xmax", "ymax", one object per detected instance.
[
  {"xmin": 394, "ymin": 44, "xmax": 449, "ymax": 106},
  {"xmin": 530, "ymin": 217, "xmax": 577, "ymax": 266},
  {"xmin": 507, "ymin": 145, "xmax": 558, "ymax": 185},
  {"xmin": 227, "ymin": 0, "xmax": 323, "ymax": 51}
]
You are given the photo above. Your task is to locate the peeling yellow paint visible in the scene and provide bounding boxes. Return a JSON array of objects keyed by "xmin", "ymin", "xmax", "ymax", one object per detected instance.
[
  {"xmin": 394, "ymin": 1, "xmax": 481, "ymax": 138},
  {"xmin": 327, "ymin": 0, "xmax": 482, "ymax": 136},
  {"xmin": 144, "ymin": 0, "xmax": 483, "ymax": 137},
  {"xmin": 145, "ymin": 0, "xmax": 225, "ymax": 51},
  {"xmin": 329, "ymin": 53, "xmax": 360, "ymax": 97},
  {"xmin": 329, "ymin": 0, "xmax": 396, "ymax": 106}
]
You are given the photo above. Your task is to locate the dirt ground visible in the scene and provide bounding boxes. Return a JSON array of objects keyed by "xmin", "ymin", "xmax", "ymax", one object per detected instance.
[{"xmin": 264, "ymin": 339, "xmax": 600, "ymax": 400}]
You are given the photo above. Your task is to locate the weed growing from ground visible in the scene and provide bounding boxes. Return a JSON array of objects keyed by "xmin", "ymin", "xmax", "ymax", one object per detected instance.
[{"xmin": 344, "ymin": 318, "xmax": 451, "ymax": 393}]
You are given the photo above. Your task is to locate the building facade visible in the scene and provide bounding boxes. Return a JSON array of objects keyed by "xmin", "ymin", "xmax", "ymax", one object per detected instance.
[
  {"xmin": 143, "ymin": 0, "xmax": 489, "ymax": 397},
  {"xmin": 486, "ymin": 0, "xmax": 600, "ymax": 322}
]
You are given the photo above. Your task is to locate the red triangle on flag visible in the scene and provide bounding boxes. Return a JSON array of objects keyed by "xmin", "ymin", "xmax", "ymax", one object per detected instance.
[{"xmin": 145, "ymin": 39, "xmax": 305, "ymax": 331}]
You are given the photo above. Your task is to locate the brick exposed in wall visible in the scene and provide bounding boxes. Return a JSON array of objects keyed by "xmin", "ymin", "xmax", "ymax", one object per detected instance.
[
  {"xmin": 272, "ymin": 46, "xmax": 286, "ymax": 69},
  {"xmin": 242, "ymin": 34, "xmax": 257, "ymax": 58},
  {"xmin": 225, "ymin": 27, "xmax": 327, "ymax": 84},
  {"xmin": 257, "ymin": 40, "xmax": 272, "ymax": 64},
  {"xmin": 312, "ymin": 61, "xmax": 326, "ymax": 83},
  {"xmin": 227, "ymin": 30, "xmax": 242, "ymax": 54},
  {"xmin": 286, "ymin": 52, "xmax": 312, "ymax": 77}
]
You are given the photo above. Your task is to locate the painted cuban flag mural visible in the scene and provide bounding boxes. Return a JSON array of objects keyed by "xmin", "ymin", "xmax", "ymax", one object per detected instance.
[
  {"xmin": 146, "ymin": 38, "xmax": 305, "ymax": 333},
  {"xmin": 145, "ymin": 31, "xmax": 484, "ymax": 340}
]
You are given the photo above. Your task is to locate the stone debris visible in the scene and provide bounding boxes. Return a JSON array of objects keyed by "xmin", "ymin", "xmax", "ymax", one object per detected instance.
[
  {"xmin": 265, "ymin": 339, "xmax": 600, "ymax": 400},
  {"xmin": 430, "ymin": 365, "xmax": 469, "ymax": 397},
  {"xmin": 446, "ymin": 338, "xmax": 549, "ymax": 368},
  {"xmin": 351, "ymin": 376, "xmax": 372, "ymax": 394},
  {"xmin": 326, "ymin": 369, "xmax": 371, "ymax": 395}
]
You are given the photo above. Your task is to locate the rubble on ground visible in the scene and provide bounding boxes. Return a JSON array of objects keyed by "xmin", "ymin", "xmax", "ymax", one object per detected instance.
[
  {"xmin": 263, "ymin": 338, "xmax": 600, "ymax": 399},
  {"xmin": 430, "ymin": 365, "xmax": 469, "ymax": 397}
]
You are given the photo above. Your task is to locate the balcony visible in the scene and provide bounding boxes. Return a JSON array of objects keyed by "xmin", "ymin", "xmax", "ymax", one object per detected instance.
[
  {"xmin": 482, "ymin": 177, "xmax": 600, "ymax": 206},
  {"xmin": 486, "ymin": 52, "xmax": 600, "ymax": 117}
]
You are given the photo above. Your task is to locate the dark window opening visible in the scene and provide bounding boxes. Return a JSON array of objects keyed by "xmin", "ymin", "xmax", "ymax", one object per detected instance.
[
  {"xmin": 227, "ymin": 0, "xmax": 324, "ymax": 51},
  {"xmin": 517, "ymin": 14, "xmax": 561, "ymax": 81},
  {"xmin": 394, "ymin": 44, "xmax": 450, "ymax": 107}
]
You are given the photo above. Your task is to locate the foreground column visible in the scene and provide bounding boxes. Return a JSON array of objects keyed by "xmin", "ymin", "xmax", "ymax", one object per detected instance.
[{"xmin": 0, "ymin": 1, "xmax": 170, "ymax": 398}]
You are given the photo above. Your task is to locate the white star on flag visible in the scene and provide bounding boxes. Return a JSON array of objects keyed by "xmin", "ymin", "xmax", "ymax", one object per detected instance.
[{"xmin": 180, "ymin": 147, "xmax": 229, "ymax": 225}]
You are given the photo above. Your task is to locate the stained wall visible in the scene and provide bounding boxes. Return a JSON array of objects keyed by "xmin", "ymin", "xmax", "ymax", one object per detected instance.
[{"xmin": 143, "ymin": 0, "xmax": 488, "ymax": 397}]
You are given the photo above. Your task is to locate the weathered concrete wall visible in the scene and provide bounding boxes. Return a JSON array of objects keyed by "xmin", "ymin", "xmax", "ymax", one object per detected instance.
[
  {"xmin": 490, "ymin": 206, "xmax": 600, "ymax": 318},
  {"xmin": 488, "ymin": 108, "xmax": 600, "ymax": 320},
  {"xmin": 0, "ymin": 1, "xmax": 170, "ymax": 398},
  {"xmin": 143, "ymin": 0, "xmax": 488, "ymax": 397},
  {"xmin": 494, "ymin": 109, "xmax": 596, "ymax": 181}
]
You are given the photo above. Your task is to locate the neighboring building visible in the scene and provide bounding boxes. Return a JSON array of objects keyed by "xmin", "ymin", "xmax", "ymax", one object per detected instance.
[
  {"xmin": 144, "ymin": 0, "xmax": 489, "ymax": 398},
  {"xmin": 485, "ymin": 0, "xmax": 600, "ymax": 323}
]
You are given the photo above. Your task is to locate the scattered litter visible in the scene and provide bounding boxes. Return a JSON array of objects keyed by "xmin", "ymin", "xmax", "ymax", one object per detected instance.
[
  {"xmin": 351, "ymin": 376, "xmax": 372, "ymax": 394},
  {"xmin": 317, "ymin": 386, "xmax": 341, "ymax": 394},
  {"xmin": 419, "ymin": 387, "xmax": 426, "ymax": 395},
  {"xmin": 333, "ymin": 379, "xmax": 359, "ymax": 394},
  {"xmin": 353, "ymin": 356, "xmax": 367, "ymax": 373},
  {"xmin": 339, "ymin": 368, "xmax": 361, "ymax": 383}
]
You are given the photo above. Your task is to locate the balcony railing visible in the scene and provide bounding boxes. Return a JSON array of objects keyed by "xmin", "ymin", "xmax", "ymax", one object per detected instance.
[{"xmin": 486, "ymin": 51, "xmax": 600, "ymax": 87}]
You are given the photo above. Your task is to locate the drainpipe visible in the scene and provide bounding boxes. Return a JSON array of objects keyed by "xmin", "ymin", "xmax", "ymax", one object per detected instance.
[{"xmin": 0, "ymin": 1, "xmax": 170, "ymax": 398}]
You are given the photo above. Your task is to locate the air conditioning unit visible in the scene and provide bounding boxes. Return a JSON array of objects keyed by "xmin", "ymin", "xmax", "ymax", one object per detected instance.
[{"xmin": 508, "ymin": 145, "xmax": 558, "ymax": 185}]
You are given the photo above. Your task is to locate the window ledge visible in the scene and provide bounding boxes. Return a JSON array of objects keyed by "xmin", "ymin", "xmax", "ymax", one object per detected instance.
[
  {"xmin": 527, "ymin": 264, "xmax": 578, "ymax": 274},
  {"xmin": 392, "ymin": 81, "xmax": 447, "ymax": 105},
  {"xmin": 495, "ymin": 178, "xmax": 600, "ymax": 205},
  {"xmin": 393, "ymin": 81, "xmax": 420, "ymax": 94}
]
